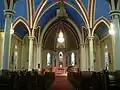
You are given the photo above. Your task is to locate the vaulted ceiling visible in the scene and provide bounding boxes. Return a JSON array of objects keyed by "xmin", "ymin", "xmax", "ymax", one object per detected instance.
[{"xmin": 0, "ymin": 0, "xmax": 112, "ymax": 39}]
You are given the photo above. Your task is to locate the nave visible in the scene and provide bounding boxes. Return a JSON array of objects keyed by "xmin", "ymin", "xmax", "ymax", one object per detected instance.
[{"xmin": 0, "ymin": 0, "xmax": 120, "ymax": 90}]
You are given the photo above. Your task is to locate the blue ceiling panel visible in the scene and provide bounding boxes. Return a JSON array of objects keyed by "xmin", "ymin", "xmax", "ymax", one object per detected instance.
[
  {"xmin": 38, "ymin": 5, "xmax": 57, "ymax": 26},
  {"xmin": 95, "ymin": 23, "xmax": 108, "ymax": 39},
  {"xmin": 45, "ymin": 0, "xmax": 56, "ymax": 6},
  {"xmin": 65, "ymin": 5, "xmax": 84, "ymax": 25},
  {"xmin": 0, "ymin": 0, "xmax": 5, "ymax": 30},
  {"xmin": 81, "ymin": 0, "xmax": 88, "ymax": 10},
  {"xmin": 34, "ymin": 0, "xmax": 42, "ymax": 11},
  {"xmin": 43, "ymin": 0, "xmax": 79, "ymax": 11},
  {"xmin": 13, "ymin": 0, "xmax": 27, "ymax": 20},
  {"xmin": 14, "ymin": 23, "xmax": 28, "ymax": 39},
  {"xmin": 38, "ymin": 1, "xmax": 84, "ymax": 27},
  {"xmin": 95, "ymin": 0, "xmax": 111, "ymax": 20},
  {"xmin": 65, "ymin": 0, "xmax": 79, "ymax": 9}
]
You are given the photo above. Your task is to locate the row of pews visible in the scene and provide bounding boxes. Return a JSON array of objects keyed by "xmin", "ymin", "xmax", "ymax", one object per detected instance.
[
  {"xmin": 67, "ymin": 70, "xmax": 120, "ymax": 90},
  {"xmin": 0, "ymin": 70, "xmax": 55, "ymax": 90}
]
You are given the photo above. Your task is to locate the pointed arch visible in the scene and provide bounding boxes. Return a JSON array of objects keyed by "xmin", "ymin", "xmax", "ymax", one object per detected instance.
[
  {"xmin": 39, "ymin": 17, "xmax": 82, "ymax": 46},
  {"xmin": 75, "ymin": 0, "xmax": 90, "ymax": 34},
  {"xmin": 13, "ymin": 16, "xmax": 31, "ymax": 36},
  {"xmin": 32, "ymin": 0, "xmax": 48, "ymax": 34},
  {"xmin": 92, "ymin": 17, "xmax": 110, "ymax": 36},
  {"xmin": 32, "ymin": 0, "xmax": 89, "ymax": 36}
]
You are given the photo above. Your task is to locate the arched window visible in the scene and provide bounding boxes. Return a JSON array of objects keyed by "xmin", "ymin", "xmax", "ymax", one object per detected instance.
[
  {"xmin": 59, "ymin": 52, "xmax": 63, "ymax": 67},
  {"xmin": 71, "ymin": 53, "xmax": 75, "ymax": 66},
  {"xmin": 47, "ymin": 53, "xmax": 51, "ymax": 66},
  {"xmin": 104, "ymin": 45, "xmax": 109, "ymax": 70}
]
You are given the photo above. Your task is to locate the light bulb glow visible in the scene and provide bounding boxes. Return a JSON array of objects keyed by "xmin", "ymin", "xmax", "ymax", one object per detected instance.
[
  {"xmin": 57, "ymin": 37, "xmax": 64, "ymax": 43},
  {"xmin": 109, "ymin": 22, "xmax": 115, "ymax": 35},
  {"xmin": 110, "ymin": 23, "xmax": 114, "ymax": 28},
  {"xmin": 59, "ymin": 31, "xmax": 63, "ymax": 38},
  {"xmin": 10, "ymin": 23, "xmax": 14, "ymax": 34},
  {"xmin": 57, "ymin": 31, "xmax": 64, "ymax": 43},
  {"xmin": 10, "ymin": 29, "xmax": 14, "ymax": 34},
  {"xmin": 109, "ymin": 29, "xmax": 115, "ymax": 35}
]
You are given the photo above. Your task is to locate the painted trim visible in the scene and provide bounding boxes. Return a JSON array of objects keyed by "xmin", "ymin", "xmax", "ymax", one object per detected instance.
[
  {"xmin": 36, "ymin": 25, "xmax": 41, "ymax": 43},
  {"xmin": 81, "ymin": 25, "xmax": 87, "ymax": 43},
  {"xmin": 13, "ymin": 16, "xmax": 31, "ymax": 36},
  {"xmin": 26, "ymin": 0, "xmax": 30, "ymax": 26},
  {"xmin": 92, "ymin": 17, "xmax": 110, "ymax": 36},
  {"xmin": 27, "ymin": 0, "xmax": 33, "ymax": 28},
  {"xmin": 75, "ymin": 0, "xmax": 90, "ymax": 35},
  {"xmin": 88, "ymin": 0, "xmax": 96, "ymax": 28},
  {"xmin": 32, "ymin": 0, "xmax": 48, "ymax": 34}
]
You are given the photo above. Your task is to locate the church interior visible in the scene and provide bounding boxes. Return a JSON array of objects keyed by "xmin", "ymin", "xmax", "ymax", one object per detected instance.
[{"xmin": 0, "ymin": 0, "xmax": 120, "ymax": 90}]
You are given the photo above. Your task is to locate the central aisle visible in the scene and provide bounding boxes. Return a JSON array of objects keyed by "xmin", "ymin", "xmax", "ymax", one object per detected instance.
[{"xmin": 51, "ymin": 76, "xmax": 74, "ymax": 90}]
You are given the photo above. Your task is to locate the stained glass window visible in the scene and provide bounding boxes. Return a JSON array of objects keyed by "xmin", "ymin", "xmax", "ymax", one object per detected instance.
[{"xmin": 47, "ymin": 53, "xmax": 51, "ymax": 66}]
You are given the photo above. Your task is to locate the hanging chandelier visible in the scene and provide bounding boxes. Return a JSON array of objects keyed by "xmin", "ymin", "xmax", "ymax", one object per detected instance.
[{"xmin": 57, "ymin": 30, "xmax": 64, "ymax": 43}]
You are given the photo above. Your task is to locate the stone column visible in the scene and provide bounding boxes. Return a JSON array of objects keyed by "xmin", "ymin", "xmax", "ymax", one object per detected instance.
[
  {"xmin": 107, "ymin": 0, "xmax": 120, "ymax": 71},
  {"xmin": 21, "ymin": 43, "xmax": 24, "ymax": 69},
  {"xmin": 2, "ymin": 0, "xmax": 15, "ymax": 70},
  {"xmin": 0, "ymin": 32, "xmax": 4, "ymax": 69},
  {"xmin": 80, "ymin": 44, "xmax": 87, "ymax": 71},
  {"xmin": 100, "ymin": 42, "xmax": 105, "ymax": 70},
  {"xmin": 88, "ymin": 36, "xmax": 94, "ymax": 71},
  {"xmin": 95, "ymin": 43, "xmax": 101, "ymax": 72},
  {"xmin": 85, "ymin": 44, "xmax": 89, "ymax": 71},
  {"xmin": 76, "ymin": 50, "xmax": 79, "ymax": 68},
  {"xmin": 17, "ymin": 42, "xmax": 22, "ymax": 70},
  {"xmin": 33, "ymin": 44, "xmax": 37, "ymax": 69},
  {"xmin": 112, "ymin": 15, "xmax": 120, "ymax": 71},
  {"xmin": 28, "ymin": 36, "xmax": 34, "ymax": 71},
  {"xmin": 39, "ymin": 44, "xmax": 42, "ymax": 69},
  {"xmin": 35, "ymin": 43, "xmax": 42, "ymax": 69}
]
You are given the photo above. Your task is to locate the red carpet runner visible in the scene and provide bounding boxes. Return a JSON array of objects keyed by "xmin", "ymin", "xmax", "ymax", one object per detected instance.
[{"xmin": 51, "ymin": 76, "xmax": 74, "ymax": 90}]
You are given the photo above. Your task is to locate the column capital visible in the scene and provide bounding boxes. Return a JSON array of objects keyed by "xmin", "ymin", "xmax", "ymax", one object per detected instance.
[
  {"xmin": 88, "ymin": 36, "xmax": 94, "ymax": 40},
  {"xmin": 34, "ymin": 43, "xmax": 43, "ymax": 46},
  {"xmin": 109, "ymin": 10, "xmax": 120, "ymax": 17},
  {"xmin": 4, "ymin": 10, "xmax": 15, "ymax": 17},
  {"xmin": 107, "ymin": 0, "xmax": 120, "ymax": 17},
  {"xmin": 28, "ymin": 36, "xmax": 34, "ymax": 40},
  {"xmin": 79, "ymin": 44, "xmax": 85, "ymax": 47}
]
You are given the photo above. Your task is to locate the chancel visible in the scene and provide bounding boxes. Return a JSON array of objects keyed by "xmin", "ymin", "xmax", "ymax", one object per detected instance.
[{"xmin": 0, "ymin": 0, "xmax": 120, "ymax": 90}]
